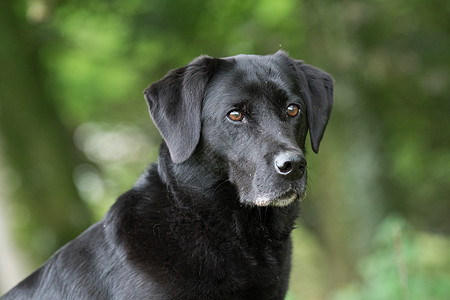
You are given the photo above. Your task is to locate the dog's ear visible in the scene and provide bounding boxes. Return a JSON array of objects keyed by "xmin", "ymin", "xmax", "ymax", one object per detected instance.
[
  {"xmin": 293, "ymin": 61, "xmax": 334, "ymax": 153},
  {"xmin": 144, "ymin": 56, "xmax": 221, "ymax": 163}
]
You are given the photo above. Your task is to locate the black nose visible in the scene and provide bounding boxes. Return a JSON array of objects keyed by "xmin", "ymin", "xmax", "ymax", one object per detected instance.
[{"xmin": 274, "ymin": 151, "xmax": 307, "ymax": 178}]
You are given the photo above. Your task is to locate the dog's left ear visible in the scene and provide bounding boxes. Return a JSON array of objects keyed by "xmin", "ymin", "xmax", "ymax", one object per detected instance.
[
  {"xmin": 293, "ymin": 61, "xmax": 334, "ymax": 153},
  {"xmin": 144, "ymin": 56, "xmax": 221, "ymax": 163}
]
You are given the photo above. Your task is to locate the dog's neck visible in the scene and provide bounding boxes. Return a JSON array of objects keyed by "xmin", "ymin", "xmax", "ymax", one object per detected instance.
[{"xmin": 156, "ymin": 142, "xmax": 231, "ymax": 201}]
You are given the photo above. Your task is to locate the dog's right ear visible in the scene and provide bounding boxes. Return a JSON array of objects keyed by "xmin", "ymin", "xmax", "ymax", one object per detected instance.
[
  {"xmin": 292, "ymin": 61, "xmax": 334, "ymax": 154},
  {"xmin": 144, "ymin": 56, "xmax": 222, "ymax": 164}
]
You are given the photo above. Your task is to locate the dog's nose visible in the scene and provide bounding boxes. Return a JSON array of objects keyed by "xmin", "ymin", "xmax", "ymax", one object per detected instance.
[{"xmin": 274, "ymin": 151, "xmax": 307, "ymax": 178}]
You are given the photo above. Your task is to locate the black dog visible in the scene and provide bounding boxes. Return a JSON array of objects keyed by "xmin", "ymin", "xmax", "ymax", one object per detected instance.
[{"xmin": 1, "ymin": 51, "xmax": 333, "ymax": 300}]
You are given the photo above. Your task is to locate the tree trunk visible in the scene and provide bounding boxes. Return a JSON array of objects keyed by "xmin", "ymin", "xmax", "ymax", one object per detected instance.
[{"xmin": 0, "ymin": 1, "xmax": 92, "ymax": 263}]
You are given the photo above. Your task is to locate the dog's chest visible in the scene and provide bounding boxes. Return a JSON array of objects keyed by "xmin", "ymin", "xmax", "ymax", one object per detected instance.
[{"xmin": 122, "ymin": 205, "xmax": 293, "ymax": 299}]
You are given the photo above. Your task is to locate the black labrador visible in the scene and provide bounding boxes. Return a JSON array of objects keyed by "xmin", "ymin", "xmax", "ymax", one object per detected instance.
[{"xmin": 1, "ymin": 51, "xmax": 333, "ymax": 300}]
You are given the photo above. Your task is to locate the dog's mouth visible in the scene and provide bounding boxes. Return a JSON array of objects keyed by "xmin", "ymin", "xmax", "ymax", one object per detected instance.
[{"xmin": 253, "ymin": 190, "xmax": 304, "ymax": 207}]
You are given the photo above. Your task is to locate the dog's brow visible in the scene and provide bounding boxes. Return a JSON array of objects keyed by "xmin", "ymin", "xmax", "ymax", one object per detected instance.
[{"xmin": 242, "ymin": 81, "xmax": 290, "ymax": 103}]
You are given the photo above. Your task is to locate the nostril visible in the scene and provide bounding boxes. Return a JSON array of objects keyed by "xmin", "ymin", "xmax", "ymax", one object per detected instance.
[
  {"xmin": 299, "ymin": 160, "xmax": 307, "ymax": 172},
  {"xmin": 277, "ymin": 161, "xmax": 293, "ymax": 174}
]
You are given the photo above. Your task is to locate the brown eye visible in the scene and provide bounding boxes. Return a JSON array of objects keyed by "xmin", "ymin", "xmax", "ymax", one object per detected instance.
[
  {"xmin": 228, "ymin": 110, "xmax": 244, "ymax": 122},
  {"xmin": 287, "ymin": 104, "xmax": 300, "ymax": 117}
]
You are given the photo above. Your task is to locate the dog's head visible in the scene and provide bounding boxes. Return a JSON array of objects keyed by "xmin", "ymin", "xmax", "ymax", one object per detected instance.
[{"xmin": 144, "ymin": 51, "xmax": 333, "ymax": 207}]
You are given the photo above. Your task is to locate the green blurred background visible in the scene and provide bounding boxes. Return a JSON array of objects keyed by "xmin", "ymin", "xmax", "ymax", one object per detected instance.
[{"xmin": 0, "ymin": 0, "xmax": 449, "ymax": 299}]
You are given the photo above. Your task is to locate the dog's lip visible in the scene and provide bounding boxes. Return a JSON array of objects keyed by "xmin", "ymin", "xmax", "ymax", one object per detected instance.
[
  {"xmin": 271, "ymin": 192, "xmax": 299, "ymax": 207},
  {"xmin": 254, "ymin": 190, "xmax": 301, "ymax": 207}
]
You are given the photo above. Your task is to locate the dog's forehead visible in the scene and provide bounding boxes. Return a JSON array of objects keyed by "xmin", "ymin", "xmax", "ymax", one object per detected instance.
[
  {"xmin": 231, "ymin": 54, "xmax": 291, "ymax": 80},
  {"xmin": 206, "ymin": 54, "xmax": 300, "ymax": 108}
]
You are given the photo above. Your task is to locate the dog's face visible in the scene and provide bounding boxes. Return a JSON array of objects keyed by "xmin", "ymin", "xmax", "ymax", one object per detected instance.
[
  {"xmin": 145, "ymin": 51, "xmax": 333, "ymax": 207},
  {"xmin": 200, "ymin": 55, "xmax": 309, "ymax": 206}
]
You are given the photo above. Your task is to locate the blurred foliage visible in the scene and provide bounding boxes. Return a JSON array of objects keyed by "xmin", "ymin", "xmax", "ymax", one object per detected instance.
[
  {"xmin": 330, "ymin": 216, "xmax": 450, "ymax": 300},
  {"xmin": 0, "ymin": 0, "xmax": 449, "ymax": 298},
  {"xmin": 288, "ymin": 216, "xmax": 450, "ymax": 300}
]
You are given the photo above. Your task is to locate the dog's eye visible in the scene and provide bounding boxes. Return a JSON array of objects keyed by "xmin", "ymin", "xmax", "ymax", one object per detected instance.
[
  {"xmin": 227, "ymin": 110, "xmax": 244, "ymax": 122},
  {"xmin": 286, "ymin": 104, "xmax": 300, "ymax": 117}
]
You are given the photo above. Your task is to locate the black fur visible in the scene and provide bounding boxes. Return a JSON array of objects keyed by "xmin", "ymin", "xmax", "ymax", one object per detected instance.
[{"xmin": 1, "ymin": 51, "xmax": 333, "ymax": 300}]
